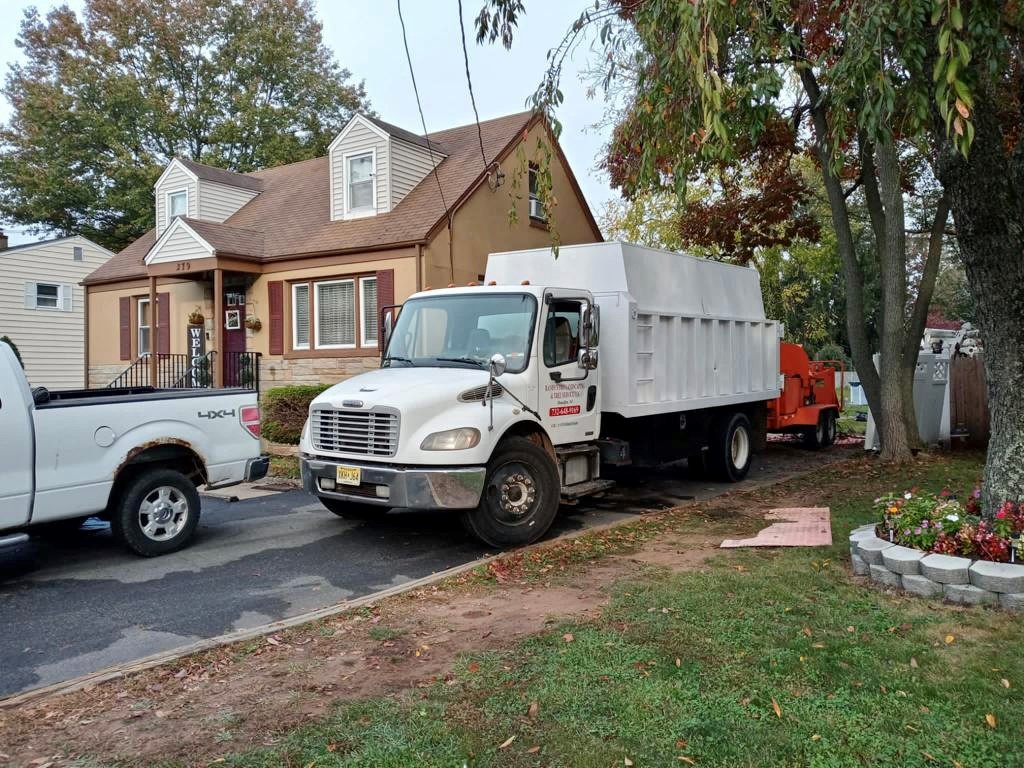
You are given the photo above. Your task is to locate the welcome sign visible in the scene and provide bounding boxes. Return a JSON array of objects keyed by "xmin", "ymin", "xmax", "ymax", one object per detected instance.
[{"xmin": 188, "ymin": 324, "xmax": 206, "ymax": 386}]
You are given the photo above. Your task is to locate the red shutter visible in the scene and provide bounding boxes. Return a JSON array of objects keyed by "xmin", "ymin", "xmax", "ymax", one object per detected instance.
[
  {"xmin": 119, "ymin": 296, "xmax": 131, "ymax": 360},
  {"xmin": 268, "ymin": 281, "xmax": 284, "ymax": 355},
  {"xmin": 156, "ymin": 292, "xmax": 170, "ymax": 354},
  {"xmin": 376, "ymin": 269, "xmax": 395, "ymax": 352}
]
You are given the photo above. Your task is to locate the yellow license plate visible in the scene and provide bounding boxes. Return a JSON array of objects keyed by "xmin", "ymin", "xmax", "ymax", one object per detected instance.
[{"xmin": 335, "ymin": 465, "xmax": 362, "ymax": 486}]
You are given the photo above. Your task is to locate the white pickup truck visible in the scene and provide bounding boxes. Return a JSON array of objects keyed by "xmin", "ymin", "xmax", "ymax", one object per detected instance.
[
  {"xmin": 299, "ymin": 242, "xmax": 782, "ymax": 548},
  {"xmin": 0, "ymin": 342, "xmax": 268, "ymax": 556}
]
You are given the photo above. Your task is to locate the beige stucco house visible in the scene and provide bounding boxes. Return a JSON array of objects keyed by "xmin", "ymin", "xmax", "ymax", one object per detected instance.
[
  {"xmin": 83, "ymin": 111, "xmax": 602, "ymax": 391},
  {"xmin": 0, "ymin": 232, "xmax": 114, "ymax": 389}
]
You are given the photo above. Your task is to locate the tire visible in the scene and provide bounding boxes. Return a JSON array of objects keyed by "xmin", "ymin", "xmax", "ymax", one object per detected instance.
[
  {"xmin": 706, "ymin": 412, "xmax": 754, "ymax": 482},
  {"xmin": 461, "ymin": 436, "xmax": 560, "ymax": 549},
  {"xmin": 111, "ymin": 469, "xmax": 201, "ymax": 557},
  {"xmin": 823, "ymin": 410, "xmax": 838, "ymax": 447},
  {"xmin": 319, "ymin": 497, "xmax": 385, "ymax": 520},
  {"xmin": 802, "ymin": 411, "xmax": 832, "ymax": 450}
]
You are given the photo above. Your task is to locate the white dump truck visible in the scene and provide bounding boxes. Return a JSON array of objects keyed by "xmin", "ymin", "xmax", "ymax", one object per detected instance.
[{"xmin": 299, "ymin": 242, "xmax": 782, "ymax": 547}]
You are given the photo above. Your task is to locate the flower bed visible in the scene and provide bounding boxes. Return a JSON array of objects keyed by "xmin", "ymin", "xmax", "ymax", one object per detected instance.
[{"xmin": 849, "ymin": 487, "xmax": 1024, "ymax": 611}]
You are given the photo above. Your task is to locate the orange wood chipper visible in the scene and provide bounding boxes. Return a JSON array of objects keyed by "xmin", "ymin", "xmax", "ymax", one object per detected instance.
[{"xmin": 767, "ymin": 342, "xmax": 846, "ymax": 448}]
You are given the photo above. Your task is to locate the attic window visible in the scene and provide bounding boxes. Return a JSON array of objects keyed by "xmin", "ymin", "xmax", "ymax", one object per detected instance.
[
  {"xmin": 168, "ymin": 190, "xmax": 188, "ymax": 219},
  {"xmin": 73, "ymin": 246, "xmax": 83, "ymax": 261},
  {"xmin": 528, "ymin": 164, "xmax": 545, "ymax": 221},
  {"xmin": 347, "ymin": 152, "xmax": 374, "ymax": 214}
]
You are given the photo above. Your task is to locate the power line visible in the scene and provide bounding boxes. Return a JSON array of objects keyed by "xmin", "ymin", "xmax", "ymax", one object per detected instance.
[
  {"xmin": 396, "ymin": 0, "xmax": 456, "ymax": 282},
  {"xmin": 458, "ymin": 0, "xmax": 488, "ymax": 170}
]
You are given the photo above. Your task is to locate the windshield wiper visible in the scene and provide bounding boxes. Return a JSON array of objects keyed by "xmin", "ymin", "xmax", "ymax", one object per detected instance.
[
  {"xmin": 435, "ymin": 356, "xmax": 485, "ymax": 368},
  {"xmin": 383, "ymin": 355, "xmax": 415, "ymax": 366}
]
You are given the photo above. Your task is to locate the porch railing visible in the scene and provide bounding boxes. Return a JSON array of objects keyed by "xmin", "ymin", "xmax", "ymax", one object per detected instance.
[{"xmin": 106, "ymin": 351, "xmax": 260, "ymax": 392}]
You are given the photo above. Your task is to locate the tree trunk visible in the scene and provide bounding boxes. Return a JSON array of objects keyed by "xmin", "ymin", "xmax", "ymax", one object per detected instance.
[{"xmin": 933, "ymin": 79, "xmax": 1024, "ymax": 514}]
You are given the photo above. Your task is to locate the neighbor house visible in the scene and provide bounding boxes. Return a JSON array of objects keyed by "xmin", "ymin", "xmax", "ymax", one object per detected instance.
[
  {"xmin": 83, "ymin": 110, "xmax": 602, "ymax": 391},
  {"xmin": 0, "ymin": 231, "xmax": 115, "ymax": 389}
]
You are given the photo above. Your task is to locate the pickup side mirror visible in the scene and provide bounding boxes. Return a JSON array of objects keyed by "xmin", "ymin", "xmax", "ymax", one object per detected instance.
[{"xmin": 380, "ymin": 306, "xmax": 399, "ymax": 361}]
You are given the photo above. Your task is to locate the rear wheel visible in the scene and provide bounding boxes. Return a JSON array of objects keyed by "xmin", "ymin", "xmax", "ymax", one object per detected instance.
[
  {"xmin": 462, "ymin": 437, "xmax": 560, "ymax": 548},
  {"xmin": 320, "ymin": 497, "xmax": 385, "ymax": 520},
  {"xmin": 707, "ymin": 412, "xmax": 754, "ymax": 482},
  {"xmin": 111, "ymin": 469, "xmax": 200, "ymax": 556},
  {"xmin": 823, "ymin": 410, "xmax": 838, "ymax": 446},
  {"xmin": 802, "ymin": 411, "xmax": 835, "ymax": 450}
]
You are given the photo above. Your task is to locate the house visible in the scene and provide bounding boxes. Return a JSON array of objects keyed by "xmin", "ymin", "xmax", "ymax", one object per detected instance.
[
  {"xmin": 0, "ymin": 231, "xmax": 115, "ymax": 389},
  {"xmin": 82, "ymin": 110, "xmax": 602, "ymax": 391}
]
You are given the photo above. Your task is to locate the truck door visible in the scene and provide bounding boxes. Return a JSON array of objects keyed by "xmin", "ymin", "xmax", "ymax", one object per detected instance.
[
  {"xmin": 539, "ymin": 291, "xmax": 600, "ymax": 445},
  {"xmin": 0, "ymin": 344, "xmax": 34, "ymax": 528}
]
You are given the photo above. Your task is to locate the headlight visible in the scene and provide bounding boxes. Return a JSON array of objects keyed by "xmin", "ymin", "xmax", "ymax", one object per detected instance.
[{"xmin": 420, "ymin": 427, "xmax": 481, "ymax": 451}]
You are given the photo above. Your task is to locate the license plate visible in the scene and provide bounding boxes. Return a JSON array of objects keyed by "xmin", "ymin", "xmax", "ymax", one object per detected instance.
[{"xmin": 335, "ymin": 465, "xmax": 361, "ymax": 486}]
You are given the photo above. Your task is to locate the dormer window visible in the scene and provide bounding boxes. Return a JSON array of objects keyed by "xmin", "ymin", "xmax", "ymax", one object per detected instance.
[
  {"xmin": 528, "ymin": 164, "xmax": 546, "ymax": 222},
  {"xmin": 347, "ymin": 152, "xmax": 375, "ymax": 215},
  {"xmin": 168, "ymin": 190, "xmax": 188, "ymax": 219}
]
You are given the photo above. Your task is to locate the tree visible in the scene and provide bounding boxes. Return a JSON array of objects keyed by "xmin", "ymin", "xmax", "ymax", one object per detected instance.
[
  {"xmin": 0, "ymin": 0, "xmax": 370, "ymax": 251},
  {"xmin": 598, "ymin": 190, "xmax": 685, "ymax": 250},
  {"xmin": 478, "ymin": 0, "xmax": 949, "ymax": 465}
]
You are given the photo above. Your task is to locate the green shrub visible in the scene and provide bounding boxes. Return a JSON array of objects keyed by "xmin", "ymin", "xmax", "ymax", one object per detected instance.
[
  {"xmin": 0, "ymin": 335, "xmax": 24, "ymax": 368},
  {"xmin": 814, "ymin": 341, "xmax": 849, "ymax": 367},
  {"xmin": 262, "ymin": 384, "xmax": 330, "ymax": 444}
]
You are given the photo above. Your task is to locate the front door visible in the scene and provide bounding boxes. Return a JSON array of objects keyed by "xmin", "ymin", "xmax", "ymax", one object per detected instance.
[
  {"xmin": 222, "ymin": 290, "xmax": 247, "ymax": 386},
  {"xmin": 539, "ymin": 290, "xmax": 600, "ymax": 445}
]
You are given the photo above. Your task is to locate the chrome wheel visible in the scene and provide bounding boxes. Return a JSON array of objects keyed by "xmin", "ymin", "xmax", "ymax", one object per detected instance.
[
  {"xmin": 487, "ymin": 461, "xmax": 540, "ymax": 525},
  {"xmin": 138, "ymin": 486, "xmax": 190, "ymax": 541},
  {"xmin": 730, "ymin": 425, "xmax": 750, "ymax": 469}
]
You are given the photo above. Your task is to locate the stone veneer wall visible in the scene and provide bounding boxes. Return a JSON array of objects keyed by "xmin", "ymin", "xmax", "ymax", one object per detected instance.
[
  {"xmin": 88, "ymin": 364, "xmax": 130, "ymax": 388},
  {"xmin": 849, "ymin": 524, "xmax": 1024, "ymax": 611},
  {"xmin": 258, "ymin": 356, "xmax": 380, "ymax": 394}
]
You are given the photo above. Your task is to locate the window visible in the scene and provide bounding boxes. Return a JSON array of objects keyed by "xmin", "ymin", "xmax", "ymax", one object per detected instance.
[
  {"xmin": 360, "ymin": 276, "xmax": 378, "ymax": 346},
  {"xmin": 73, "ymin": 246, "xmax": 83, "ymax": 261},
  {"xmin": 543, "ymin": 301, "xmax": 582, "ymax": 368},
  {"xmin": 25, "ymin": 282, "xmax": 72, "ymax": 311},
  {"xmin": 528, "ymin": 164, "xmax": 545, "ymax": 221},
  {"xmin": 292, "ymin": 284, "xmax": 310, "ymax": 350},
  {"xmin": 138, "ymin": 298, "xmax": 151, "ymax": 355},
  {"xmin": 315, "ymin": 280, "xmax": 356, "ymax": 348},
  {"xmin": 168, "ymin": 190, "xmax": 188, "ymax": 220},
  {"xmin": 347, "ymin": 152, "xmax": 374, "ymax": 213}
]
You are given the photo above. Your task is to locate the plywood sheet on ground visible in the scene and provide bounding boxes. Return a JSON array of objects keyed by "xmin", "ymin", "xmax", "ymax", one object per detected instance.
[{"xmin": 720, "ymin": 507, "xmax": 832, "ymax": 548}]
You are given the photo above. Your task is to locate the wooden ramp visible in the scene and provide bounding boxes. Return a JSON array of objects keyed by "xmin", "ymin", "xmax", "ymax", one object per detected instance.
[{"xmin": 721, "ymin": 507, "xmax": 832, "ymax": 548}]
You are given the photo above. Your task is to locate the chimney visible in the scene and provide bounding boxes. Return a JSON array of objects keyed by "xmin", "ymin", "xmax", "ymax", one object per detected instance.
[{"xmin": 0, "ymin": 230, "xmax": 7, "ymax": 251}]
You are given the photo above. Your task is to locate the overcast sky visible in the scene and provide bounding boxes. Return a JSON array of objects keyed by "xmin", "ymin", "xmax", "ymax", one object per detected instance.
[{"xmin": 0, "ymin": 0, "xmax": 615, "ymax": 246}]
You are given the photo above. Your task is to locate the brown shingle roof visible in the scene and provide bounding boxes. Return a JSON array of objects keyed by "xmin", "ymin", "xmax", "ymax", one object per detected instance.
[
  {"xmin": 177, "ymin": 157, "xmax": 265, "ymax": 191},
  {"xmin": 84, "ymin": 111, "xmax": 559, "ymax": 285},
  {"xmin": 182, "ymin": 218, "xmax": 264, "ymax": 258},
  {"xmin": 363, "ymin": 114, "xmax": 447, "ymax": 154}
]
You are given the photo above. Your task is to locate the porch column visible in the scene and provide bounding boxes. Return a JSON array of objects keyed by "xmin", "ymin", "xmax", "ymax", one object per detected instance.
[
  {"xmin": 148, "ymin": 276, "xmax": 158, "ymax": 386},
  {"xmin": 213, "ymin": 268, "xmax": 224, "ymax": 388}
]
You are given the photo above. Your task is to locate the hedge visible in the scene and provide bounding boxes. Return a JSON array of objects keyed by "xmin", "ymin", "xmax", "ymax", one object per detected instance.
[{"xmin": 262, "ymin": 384, "xmax": 331, "ymax": 444}]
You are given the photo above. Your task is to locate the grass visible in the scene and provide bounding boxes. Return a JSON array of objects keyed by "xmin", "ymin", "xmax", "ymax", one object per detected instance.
[
  {"xmin": 177, "ymin": 455, "xmax": 1024, "ymax": 766},
  {"xmin": 267, "ymin": 455, "xmax": 300, "ymax": 480}
]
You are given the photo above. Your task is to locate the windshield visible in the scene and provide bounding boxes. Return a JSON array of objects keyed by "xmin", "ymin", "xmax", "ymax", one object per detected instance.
[{"xmin": 384, "ymin": 293, "xmax": 537, "ymax": 372}]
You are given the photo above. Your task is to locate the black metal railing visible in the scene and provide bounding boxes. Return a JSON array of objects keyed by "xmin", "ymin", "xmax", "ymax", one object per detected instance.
[{"xmin": 106, "ymin": 351, "xmax": 260, "ymax": 391}]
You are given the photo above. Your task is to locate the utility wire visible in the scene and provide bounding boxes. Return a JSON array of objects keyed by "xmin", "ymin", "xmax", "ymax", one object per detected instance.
[
  {"xmin": 396, "ymin": 0, "xmax": 456, "ymax": 282},
  {"xmin": 458, "ymin": 0, "xmax": 488, "ymax": 170}
]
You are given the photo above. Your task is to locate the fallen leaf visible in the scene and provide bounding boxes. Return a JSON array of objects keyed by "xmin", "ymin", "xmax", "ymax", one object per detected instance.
[
  {"xmin": 675, "ymin": 739, "xmax": 688, "ymax": 749},
  {"xmin": 266, "ymin": 636, "xmax": 280, "ymax": 646},
  {"xmin": 985, "ymin": 713, "xmax": 997, "ymax": 729},
  {"xmin": 1001, "ymin": 678, "xmax": 1010, "ymax": 689},
  {"xmin": 467, "ymin": 662, "xmax": 480, "ymax": 674},
  {"xmin": 846, "ymin": 626, "xmax": 855, "ymax": 633},
  {"xmin": 910, "ymin": 657, "xmax": 918, "ymax": 669},
  {"xmin": 811, "ymin": 734, "xmax": 821, "ymax": 741},
  {"xmin": 771, "ymin": 698, "xmax": 782, "ymax": 719},
  {"xmin": 677, "ymin": 757, "xmax": 697, "ymax": 765},
  {"xmin": 675, "ymin": 658, "xmax": 682, "ymax": 668},
  {"xmin": 499, "ymin": 735, "xmax": 516, "ymax": 749},
  {"xmin": 922, "ymin": 750, "xmax": 937, "ymax": 762},
  {"xmin": 527, "ymin": 746, "xmax": 541, "ymax": 754},
  {"xmin": 625, "ymin": 759, "xmax": 634, "ymax": 767},
  {"xmin": 528, "ymin": 701, "xmax": 539, "ymax": 719},
  {"xmin": 801, "ymin": 627, "xmax": 812, "ymax": 637},
  {"xmin": 563, "ymin": 633, "xmax": 574, "ymax": 643},
  {"xmin": 944, "ymin": 634, "xmax": 956, "ymax": 645}
]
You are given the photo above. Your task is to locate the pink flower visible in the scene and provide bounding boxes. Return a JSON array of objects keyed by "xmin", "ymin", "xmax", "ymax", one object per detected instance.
[
  {"xmin": 997, "ymin": 510, "xmax": 1008, "ymax": 520},
  {"xmin": 973, "ymin": 488, "xmax": 982, "ymax": 499}
]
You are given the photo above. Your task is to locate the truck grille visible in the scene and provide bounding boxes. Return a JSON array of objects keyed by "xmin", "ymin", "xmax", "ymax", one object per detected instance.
[{"xmin": 310, "ymin": 409, "xmax": 399, "ymax": 457}]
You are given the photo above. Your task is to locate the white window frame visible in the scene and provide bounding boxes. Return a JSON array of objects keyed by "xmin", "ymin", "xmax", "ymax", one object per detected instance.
[
  {"xmin": 344, "ymin": 149, "xmax": 376, "ymax": 218},
  {"xmin": 291, "ymin": 283, "xmax": 311, "ymax": 350},
  {"xmin": 528, "ymin": 164, "xmax": 546, "ymax": 221},
  {"xmin": 360, "ymin": 275, "xmax": 378, "ymax": 347},
  {"xmin": 26, "ymin": 282, "xmax": 72, "ymax": 311},
  {"xmin": 73, "ymin": 245, "xmax": 84, "ymax": 261},
  {"xmin": 166, "ymin": 188, "xmax": 189, "ymax": 223},
  {"xmin": 138, "ymin": 297, "xmax": 151, "ymax": 355},
  {"xmin": 313, "ymin": 278, "xmax": 357, "ymax": 350}
]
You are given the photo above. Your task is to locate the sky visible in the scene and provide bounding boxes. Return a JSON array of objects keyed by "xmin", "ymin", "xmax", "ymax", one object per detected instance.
[{"xmin": 0, "ymin": 0, "xmax": 617, "ymax": 247}]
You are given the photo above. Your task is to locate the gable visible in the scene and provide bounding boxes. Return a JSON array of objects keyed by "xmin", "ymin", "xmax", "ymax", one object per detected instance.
[{"xmin": 145, "ymin": 219, "xmax": 214, "ymax": 265}]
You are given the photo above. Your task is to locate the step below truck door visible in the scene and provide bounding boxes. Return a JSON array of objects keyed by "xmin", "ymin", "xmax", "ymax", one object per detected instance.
[{"xmin": 540, "ymin": 290, "xmax": 600, "ymax": 445}]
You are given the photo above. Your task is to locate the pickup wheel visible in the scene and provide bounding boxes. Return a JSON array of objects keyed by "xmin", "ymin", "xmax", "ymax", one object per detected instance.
[
  {"xmin": 111, "ymin": 469, "xmax": 201, "ymax": 557},
  {"xmin": 319, "ymin": 498, "xmax": 384, "ymax": 520},
  {"xmin": 707, "ymin": 411, "xmax": 753, "ymax": 482},
  {"xmin": 462, "ymin": 437, "xmax": 560, "ymax": 549}
]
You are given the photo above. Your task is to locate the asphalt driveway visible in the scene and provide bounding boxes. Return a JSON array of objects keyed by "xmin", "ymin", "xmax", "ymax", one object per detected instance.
[{"xmin": 0, "ymin": 443, "xmax": 857, "ymax": 698}]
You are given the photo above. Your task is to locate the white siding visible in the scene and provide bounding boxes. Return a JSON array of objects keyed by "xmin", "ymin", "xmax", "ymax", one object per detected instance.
[
  {"xmin": 147, "ymin": 223, "xmax": 212, "ymax": 265},
  {"xmin": 330, "ymin": 120, "xmax": 390, "ymax": 219},
  {"xmin": 198, "ymin": 180, "xmax": 259, "ymax": 222},
  {"xmin": 155, "ymin": 163, "xmax": 198, "ymax": 236},
  {"xmin": 0, "ymin": 236, "xmax": 114, "ymax": 389},
  {"xmin": 391, "ymin": 138, "xmax": 440, "ymax": 208}
]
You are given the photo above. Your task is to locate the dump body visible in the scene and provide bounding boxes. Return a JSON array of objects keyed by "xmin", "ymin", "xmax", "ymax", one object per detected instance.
[{"xmin": 486, "ymin": 241, "xmax": 782, "ymax": 419}]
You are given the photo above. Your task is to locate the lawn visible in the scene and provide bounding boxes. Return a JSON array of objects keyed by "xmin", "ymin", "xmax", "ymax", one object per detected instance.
[{"xmin": 214, "ymin": 453, "xmax": 1022, "ymax": 768}]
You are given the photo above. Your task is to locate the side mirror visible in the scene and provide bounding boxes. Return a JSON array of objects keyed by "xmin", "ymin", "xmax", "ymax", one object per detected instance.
[
  {"xmin": 488, "ymin": 353, "xmax": 507, "ymax": 377},
  {"xmin": 582, "ymin": 303, "xmax": 600, "ymax": 348},
  {"xmin": 578, "ymin": 348, "xmax": 599, "ymax": 370},
  {"xmin": 381, "ymin": 309, "xmax": 394, "ymax": 356}
]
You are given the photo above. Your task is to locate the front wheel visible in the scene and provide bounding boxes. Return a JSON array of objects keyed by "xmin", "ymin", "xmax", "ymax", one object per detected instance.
[
  {"xmin": 707, "ymin": 412, "xmax": 754, "ymax": 482},
  {"xmin": 111, "ymin": 469, "xmax": 201, "ymax": 556},
  {"xmin": 461, "ymin": 437, "xmax": 560, "ymax": 549},
  {"xmin": 320, "ymin": 497, "xmax": 385, "ymax": 520}
]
